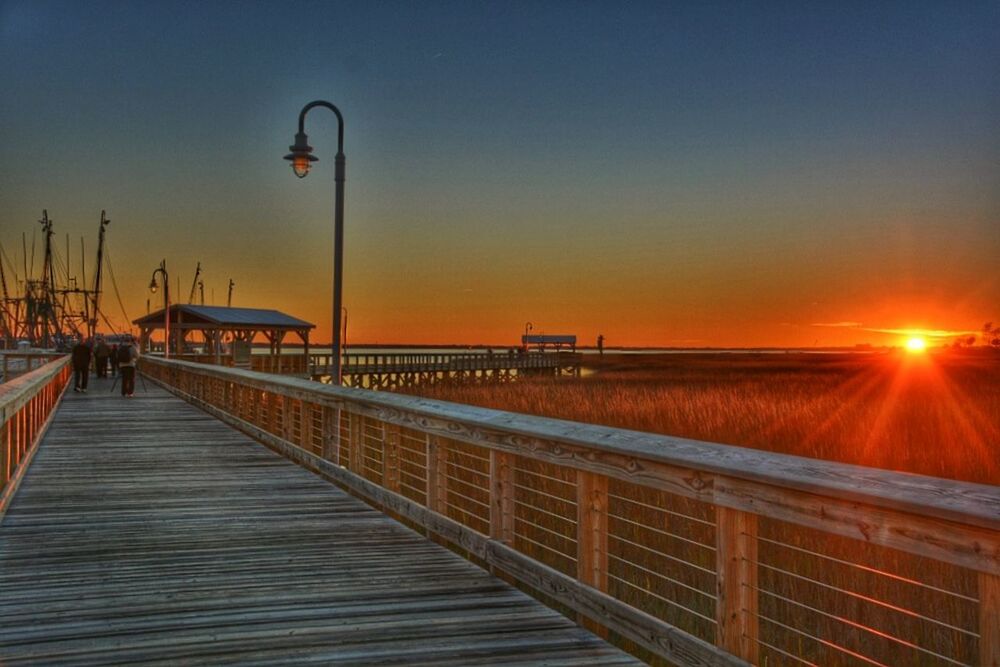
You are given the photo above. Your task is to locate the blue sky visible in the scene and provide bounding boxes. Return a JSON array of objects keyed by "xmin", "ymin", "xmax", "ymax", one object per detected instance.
[{"xmin": 2, "ymin": 1, "xmax": 997, "ymax": 345}]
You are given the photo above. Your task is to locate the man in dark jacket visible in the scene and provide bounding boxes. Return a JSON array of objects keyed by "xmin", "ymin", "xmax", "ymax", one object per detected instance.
[
  {"xmin": 71, "ymin": 339, "xmax": 92, "ymax": 393},
  {"xmin": 94, "ymin": 337, "xmax": 110, "ymax": 378}
]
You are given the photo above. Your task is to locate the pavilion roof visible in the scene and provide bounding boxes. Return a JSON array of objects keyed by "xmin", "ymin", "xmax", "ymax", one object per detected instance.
[{"xmin": 133, "ymin": 305, "xmax": 314, "ymax": 330}]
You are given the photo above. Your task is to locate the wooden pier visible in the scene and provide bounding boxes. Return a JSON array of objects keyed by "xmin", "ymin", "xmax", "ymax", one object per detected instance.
[
  {"xmin": 195, "ymin": 351, "xmax": 583, "ymax": 389},
  {"xmin": 2, "ymin": 356, "xmax": 998, "ymax": 666},
  {"xmin": 0, "ymin": 377, "xmax": 636, "ymax": 664},
  {"xmin": 316, "ymin": 351, "xmax": 581, "ymax": 388}
]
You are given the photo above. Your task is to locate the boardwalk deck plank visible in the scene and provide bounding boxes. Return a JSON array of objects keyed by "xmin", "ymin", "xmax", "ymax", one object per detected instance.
[{"xmin": 0, "ymin": 379, "xmax": 639, "ymax": 665}]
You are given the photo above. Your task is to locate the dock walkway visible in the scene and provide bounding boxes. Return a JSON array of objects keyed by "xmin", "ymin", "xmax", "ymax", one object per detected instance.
[{"xmin": 0, "ymin": 379, "xmax": 638, "ymax": 665}]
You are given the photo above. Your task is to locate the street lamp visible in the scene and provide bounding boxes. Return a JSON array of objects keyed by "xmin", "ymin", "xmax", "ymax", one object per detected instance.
[
  {"xmin": 149, "ymin": 260, "xmax": 170, "ymax": 359},
  {"xmin": 284, "ymin": 100, "xmax": 346, "ymax": 384},
  {"xmin": 524, "ymin": 321, "xmax": 533, "ymax": 351}
]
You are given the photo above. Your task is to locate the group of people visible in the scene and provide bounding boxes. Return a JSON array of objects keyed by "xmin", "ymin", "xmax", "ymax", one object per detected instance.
[{"xmin": 71, "ymin": 335, "xmax": 140, "ymax": 396}]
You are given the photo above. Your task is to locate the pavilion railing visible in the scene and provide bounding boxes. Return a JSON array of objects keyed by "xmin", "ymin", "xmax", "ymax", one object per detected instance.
[
  {"xmin": 0, "ymin": 356, "xmax": 71, "ymax": 517},
  {"xmin": 142, "ymin": 356, "xmax": 999, "ymax": 667}
]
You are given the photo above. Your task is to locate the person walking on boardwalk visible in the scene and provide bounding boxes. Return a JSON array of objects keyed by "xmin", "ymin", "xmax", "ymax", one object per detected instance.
[
  {"xmin": 118, "ymin": 339, "xmax": 139, "ymax": 397},
  {"xmin": 110, "ymin": 343, "xmax": 120, "ymax": 377},
  {"xmin": 94, "ymin": 336, "xmax": 110, "ymax": 378},
  {"xmin": 71, "ymin": 338, "xmax": 92, "ymax": 393}
]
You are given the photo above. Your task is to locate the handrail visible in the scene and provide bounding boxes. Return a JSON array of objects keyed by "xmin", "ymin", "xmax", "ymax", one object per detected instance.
[
  {"xmin": 1, "ymin": 352, "xmax": 66, "ymax": 383},
  {"xmin": 142, "ymin": 356, "xmax": 999, "ymax": 666},
  {"xmin": 0, "ymin": 356, "xmax": 72, "ymax": 518}
]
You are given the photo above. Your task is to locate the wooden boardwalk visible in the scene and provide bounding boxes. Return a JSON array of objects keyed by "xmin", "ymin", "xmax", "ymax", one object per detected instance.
[{"xmin": 0, "ymin": 378, "xmax": 638, "ymax": 665}]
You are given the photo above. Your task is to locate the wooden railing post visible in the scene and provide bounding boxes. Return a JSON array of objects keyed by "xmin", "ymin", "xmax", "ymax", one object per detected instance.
[
  {"xmin": 982, "ymin": 572, "xmax": 999, "ymax": 667},
  {"xmin": 384, "ymin": 423, "xmax": 401, "ymax": 493},
  {"xmin": 321, "ymin": 406, "xmax": 337, "ymax": 462},
  {"xmin": 490, "ymin": 451, "xmax": 515, "ymax": 544},
  {"xmin": 577, "ymin": 470, "xmax": 609, "ymax": 635},
  {"xmin": 716, "ymin": 506, "xmax": 759, "ymax": 664},
  {"xmin": 349, "ymin": 412, "xmax": 364, "ymax": 474},
  {"xmin": 426, "ymin": 434, "xmax": 448, "ymax": 514}
]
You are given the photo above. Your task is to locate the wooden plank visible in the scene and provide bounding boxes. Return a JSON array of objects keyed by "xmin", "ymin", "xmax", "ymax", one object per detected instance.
[
  {"xmin": 166, "ymin": 383, "xmax": 742, "ymax": 666},
  {"xmin": 0, "ymin": 380, "xmax": 638, "ymax": 666}
]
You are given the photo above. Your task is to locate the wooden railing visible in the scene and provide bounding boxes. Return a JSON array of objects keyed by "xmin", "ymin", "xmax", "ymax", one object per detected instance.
[
  {"xmin": 142, "ymin": 357, "xmax": 1000, "ymax": 666},
  {"xmin": 0, "ymin": 356, "xmax": 71, "ymax": 517},
  {"xmin": 1, "ymin": 352, "xmax": 66, "ymax": 383}
]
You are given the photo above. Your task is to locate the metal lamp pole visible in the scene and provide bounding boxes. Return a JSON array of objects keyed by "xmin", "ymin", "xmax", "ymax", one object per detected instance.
[
  {"xmin": 149, "ymin": 260, "xmax": 170, "ymax": 358},
  {"xmin": 284, "ymin": 100, "xmax": 346, "ymax": 385}
]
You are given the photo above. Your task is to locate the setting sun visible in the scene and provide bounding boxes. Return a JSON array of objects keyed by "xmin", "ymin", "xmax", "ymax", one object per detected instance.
[{"xmin": 905, "ymin": 337, "xmax": 927, "ymax": 352}]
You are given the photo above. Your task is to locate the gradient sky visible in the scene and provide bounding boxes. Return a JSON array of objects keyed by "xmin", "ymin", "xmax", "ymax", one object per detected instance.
[{"xmin": 1, "ymin": 1, "xmax": 998, "ymax": 347}]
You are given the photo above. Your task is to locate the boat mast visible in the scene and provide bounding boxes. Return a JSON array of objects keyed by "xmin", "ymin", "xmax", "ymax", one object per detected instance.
[
  {"xmin": 89, "ymin": 211, "xmax": 109, "ymax": 340},
  {"xmin": 188, "ymin": 261, "xmax": 201, "ymax": 304}
]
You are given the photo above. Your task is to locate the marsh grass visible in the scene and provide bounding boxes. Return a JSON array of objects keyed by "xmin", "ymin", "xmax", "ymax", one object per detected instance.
[{"xmin": 403, "ymin": 351, "xmax": 1000, "ymax": 485}]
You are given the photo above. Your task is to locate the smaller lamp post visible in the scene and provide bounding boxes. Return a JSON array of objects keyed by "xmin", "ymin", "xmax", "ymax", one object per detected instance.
[
  {"xmin": 523, "ymin": 321, "xmax": 533, "ymax": 352},
  {"xmin": 149, "ymin": 260, "xmax": 170, "ymax": 359}
]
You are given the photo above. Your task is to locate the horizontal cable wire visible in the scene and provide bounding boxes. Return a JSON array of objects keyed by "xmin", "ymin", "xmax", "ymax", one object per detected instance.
[
  {"xmin": 397, "ymin": 479, "xmax": 427, "ymax": 499},
  {"xmin": 445, "ymin": 502, "xmax": 489, "ymax": 530},
  {"xmin": 754, "ymin": 637, "xmax": 820, "ymax": 666},
  {"xmin": 756, "ymin": 614, "xmax": 890, "ymax": 667},
  {"xmin": 513, "ymin": 532, "xmax": 578, "ymax": 563},
  {"xmin": 514, "ymin": 516, "xmax": 577, "ymax": 544},
  {"xmin": 607, "ymin": 573, "xmax": 717, "ymax": 626},
  {"xmin": 756, "ymin": 561, "xmax": 979, "ymax": 638},
  {"xmin": 445, "ymin": 486, "xmax": 491, "ymax": 511},
  {"xmin": 608, "ymin": 533, "xmax": 716, "ymax": 576},
  {"xmin": 446, "ymin": 446, "xmax": 490, "ymax": 463},
  {"xmin": 444, "ymin": 458, "xmax": 490, "ymax": 479},
  {"xmin": 443, "ymin": 473, "xmax": 490, "ymax": 499},
  {"xmin": 512, "ymin": 499, "xmax": 577, "ymax": 526},
  {"xmin": 609, "ymin": 513, "xmax": 716, "ymax": 552},
  {"xmin": 754, "ymin": 534, "xmax": 978, "ymax": 603},
  {"xmin": 609, "ymin": 493, "xmax": 716, "ymax": 527},
  {"xmin": 515, "ymin": 466, "xmax": 577, "ymax": 488},
  {"xmin": 512, "ymin": 482, "xmax": 576, "ymax": 507},
  {"xmin": 607, "ymin": 553, "xmax": 716, "ymax": 601},
  {"xmin": 753, "ymin": 587, "xmax": 968, "ymax": 666},
  {"xmin": 398, "ymin": 468, "xmax": 427, "ymax": 486}
]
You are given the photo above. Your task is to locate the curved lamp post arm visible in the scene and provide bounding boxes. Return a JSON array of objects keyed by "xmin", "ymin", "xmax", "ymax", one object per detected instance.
[{"xmin": 298, "ymin": 101, "xmax": 344, "ymax": 154}]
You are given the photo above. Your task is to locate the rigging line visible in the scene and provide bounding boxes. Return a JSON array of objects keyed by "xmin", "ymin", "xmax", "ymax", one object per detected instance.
[
  {"xmin": 0, "ymin": 243, "xmax": 19, "ymax": 283},
  {"xmin": 98, "ymin": 309, "xmax": 123, "ymax": 336},
  {"xmin": 101, "ymin": 239, "xmax": 131, "ymax": 328}
]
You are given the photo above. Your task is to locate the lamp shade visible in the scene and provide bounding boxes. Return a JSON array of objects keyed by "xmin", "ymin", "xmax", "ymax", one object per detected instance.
[{"xmin": 283, "ymin": 131, "xmax": 318, "ymax": 179}]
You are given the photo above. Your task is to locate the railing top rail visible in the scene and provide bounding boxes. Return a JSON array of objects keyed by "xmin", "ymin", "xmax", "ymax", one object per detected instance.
[
  {"xmin": 0, "ymin": 351, "xmax": 66, "ymax": 357},
  {"xmin": 143, "ymin": 356, "xmax": 1000, "ymax": 534},
  {"xmin": 0, "ymin": 356, "xmax": 70, "ymax": 421}
]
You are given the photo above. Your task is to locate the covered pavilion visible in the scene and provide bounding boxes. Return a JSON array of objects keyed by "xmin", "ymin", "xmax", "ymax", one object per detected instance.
[{"xmin": 133, "ymin": 305, "xmax": 315, "ymax": 366}]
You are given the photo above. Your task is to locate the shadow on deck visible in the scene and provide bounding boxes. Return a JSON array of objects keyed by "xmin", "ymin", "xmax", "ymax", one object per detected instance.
[{"xmin": 0, "ymin": 378, "xmax": 638, "ymax": 665}]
